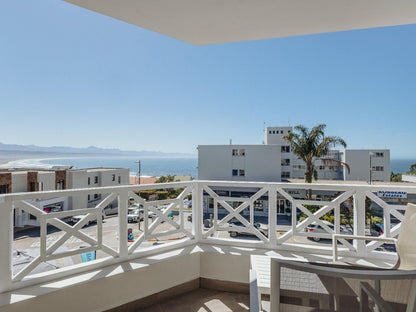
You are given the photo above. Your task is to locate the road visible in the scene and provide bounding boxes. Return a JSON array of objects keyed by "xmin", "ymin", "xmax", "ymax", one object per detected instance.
[{"xmin": 13, "ymin": 212, "xmax": 395, "ymax": 276}]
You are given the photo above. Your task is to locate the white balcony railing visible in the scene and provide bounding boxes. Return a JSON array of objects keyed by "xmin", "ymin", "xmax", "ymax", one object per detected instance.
[{"xmin": 0, "ymin": 180, "xmax": 415, "ymax": 294}]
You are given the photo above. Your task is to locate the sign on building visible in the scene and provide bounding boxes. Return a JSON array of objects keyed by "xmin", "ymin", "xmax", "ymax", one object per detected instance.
[{"xmin": 377, "ymin": 191, "xmax": 407, "ymax": 199}]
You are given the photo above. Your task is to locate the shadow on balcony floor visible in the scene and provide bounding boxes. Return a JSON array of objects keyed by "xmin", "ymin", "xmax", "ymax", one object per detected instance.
[{"xmin": 139, "ymin": 288, "xmax": 250, "ymax": 312}]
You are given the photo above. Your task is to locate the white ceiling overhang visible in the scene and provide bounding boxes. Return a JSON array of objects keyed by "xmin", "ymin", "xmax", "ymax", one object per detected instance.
[{"xmin": 63, "ymin": 0, "xmax": 416, "ymax": 45}]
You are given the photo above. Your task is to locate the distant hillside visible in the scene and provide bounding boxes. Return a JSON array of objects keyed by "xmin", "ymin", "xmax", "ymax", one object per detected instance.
[{"xmin": 0, "ymin": 142, "xmax": 195, "ymax": 158}]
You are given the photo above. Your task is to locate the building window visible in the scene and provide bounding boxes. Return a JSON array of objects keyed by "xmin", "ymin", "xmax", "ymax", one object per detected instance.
[
  {"xmin": 269, "ymin": 131, "xmax": 271, "ymax": 134},
  {"xmin": 280, "ymin": 130, "xmax": 283, "ymax": 134},
  {"xmin": 94, "ymin": 194, "xmax": 100, "ymax": 199},
  {"xmin": 239, "ymin": 170, "xmax": 245, "ymax": 176},
  {"xmin": 30, "ymin": 182, "xmax": 36, "ymax": 192},
  {"xmin": 373, "ymin": 166, "xmax": 384, "ymax": 171},
  {"xmin": 288, "ymin": 130, "xmax": 291, "ymax": 133},
  {"xmin": 318, "ymin": 166, "xmax": 325, "ymax": 170},
  {"xmin": 118, "ymin": 176, "xmax": 121, "ymax": 183},
  {"xmin": 232, "ymin": 149, "xmax": 245, "ymax": 156},
  {"xmin": 232, "ymin": 169, "xmax": 238, "ymax": 176},
  {"xmin": 374, "ymin": 152, "xmax": 384, "ymax": 157},
  {"xmin": 273, "ymin": 131, "xmax": 275, "ymax": 134},
  {"xmin": 88, "ymin": 194, "xmax": 91, "ymax": 201},
  {"xmin": 281, "ymin": 159, "xmax": 290, "ymax": 166},
  {"xmin": 281, "ymin": 172, "xmax": 290, "ymax": 179},
  {"xmin": 112, "ymin": 174, "xmax": 115, "ymax": 181},
  {"xmin": 0, "ymin": 185, "xmax": 9, "ymax": 194},
  {"xmin": 281, "ymin": 146, "xmax": 290, "ymax": 153},
  {"xmin": 88, "ymin": 177, "xmax": 91, "ymax": 185},
  {"xmin": 94, "ymin": 176, "xmax": 98, "ymax": 184},
  {"xmin": 57, "ymin": 180, "xmax": 64, "ymax": 190}
]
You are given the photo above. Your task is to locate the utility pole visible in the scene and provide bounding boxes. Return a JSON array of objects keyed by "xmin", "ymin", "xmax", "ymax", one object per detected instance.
[{"xmin": 135, "ymin": 160, "xmax": 141, "ymax": 184}]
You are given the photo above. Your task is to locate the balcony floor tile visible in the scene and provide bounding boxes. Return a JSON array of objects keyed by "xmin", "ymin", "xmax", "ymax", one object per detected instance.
[{"xmin": 139, "ymin": 288, "xmax": 250, "ymax": 312}]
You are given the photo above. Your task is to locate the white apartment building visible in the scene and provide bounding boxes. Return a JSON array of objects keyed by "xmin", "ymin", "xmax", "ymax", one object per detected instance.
[
  {"xmin": 199, "ymin": 126, "xmax": 390, "ymax": 183},
  {"xmin": 198, "ymin": 126, "xmax": 390, "ymax": 216},
  {"xmin": 0, "ymin": 167, "xmax": 129, "ymax": 227}
]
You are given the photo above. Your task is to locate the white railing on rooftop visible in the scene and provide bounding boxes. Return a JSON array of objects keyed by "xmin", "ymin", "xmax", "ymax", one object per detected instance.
[{"xmin": 0, "ymin": 180, "xmax": 415, "ymax": 293}]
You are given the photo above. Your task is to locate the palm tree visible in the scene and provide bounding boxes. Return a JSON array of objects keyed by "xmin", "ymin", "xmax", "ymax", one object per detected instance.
[{"xmin": 282, "ymin": 124, "xmax": 350, "ymax": 185}]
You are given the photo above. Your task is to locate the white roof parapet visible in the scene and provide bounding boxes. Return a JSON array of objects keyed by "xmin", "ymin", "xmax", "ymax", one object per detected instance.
[{"xmin": 64, "ymin": 0, "xmax": 416, "ymax": 45}]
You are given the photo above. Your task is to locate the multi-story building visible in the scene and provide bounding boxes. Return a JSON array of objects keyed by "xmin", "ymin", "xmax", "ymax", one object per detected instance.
[
  {"xmin": 0, "ymin": 167, "xmax": 129, "ymax": 227},
  {"xmin": 199, "ymin": 126, "xmax": 390, "ymax": 183},
  {"xmin": 198, "ymin": 126, "xmax": 391, "ymax": 216}
]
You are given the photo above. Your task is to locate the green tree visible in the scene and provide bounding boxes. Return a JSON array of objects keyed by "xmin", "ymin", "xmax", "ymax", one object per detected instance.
[
  {"xmin": 390, "ymin": 172, "xmax": 402, "ymax": 182},
  {"xmin": 282, "ymin": 124, "xmax": 349, "ymax": 184},
  {"xmin": 408, "ymin": 164, "xmax": 416, "ymax": 174},
  {"xmin": 155, "ymin": 175, "xmax": 175, "ymax": 183}
]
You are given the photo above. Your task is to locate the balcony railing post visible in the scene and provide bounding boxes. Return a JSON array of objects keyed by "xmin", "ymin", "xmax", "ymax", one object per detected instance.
[
  {"xmin": 118, "ymin": 191, "xmax": 129, "ymax": 259},
  {"xmin": 268, "ymin": 187, "xmax": 278, "ymax": 246},
  {"xmin": 192, "ymin": 182, "xmax": 202, "ymax": 242},
  {"xmin": 353, "ymin": 190, "xmax": 367, "ymax": 257},
  {"xmin": 0, "ymin": 196, "xmax": 13, "ymax": 293}
]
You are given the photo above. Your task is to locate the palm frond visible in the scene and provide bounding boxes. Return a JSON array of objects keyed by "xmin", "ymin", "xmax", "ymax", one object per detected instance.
[{"xmin": 321, "ymin": 158, "xmax": 351, "ymax": 174}]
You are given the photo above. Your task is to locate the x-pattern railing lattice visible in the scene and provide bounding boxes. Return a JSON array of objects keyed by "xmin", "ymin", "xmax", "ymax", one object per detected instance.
[
  {"xmin": 127, "ymin": 186, "xmax": 195, "ymax": 254},
  {"xmin": 202, "ymin": 186, "xmax": 269, "ymax": 243},
  {"xmin": 12, "ymin": 193, "xmax": 119, "ymax": 281},
  {"xmin": 275, "ymin": 188, "xmax": 354, "ymax": 249}
]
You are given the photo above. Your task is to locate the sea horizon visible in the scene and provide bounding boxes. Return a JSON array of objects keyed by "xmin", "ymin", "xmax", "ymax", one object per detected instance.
[{"xmin": 0, "ymin": 152, "xmax": 415, "ymax": 179}]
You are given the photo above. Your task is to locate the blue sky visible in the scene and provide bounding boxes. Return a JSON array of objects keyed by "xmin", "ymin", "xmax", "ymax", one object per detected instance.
[{"xmin": 1, "ymin": 0, "xmax": 415, "ymax": 158}]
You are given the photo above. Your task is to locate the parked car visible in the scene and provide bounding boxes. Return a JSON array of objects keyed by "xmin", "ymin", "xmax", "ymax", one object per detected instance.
[
  {"xmin": 103, "ymin": 205, "xmax": 118, "ymax": 216},
  {"xmin": 228, "ymin": 219, "xmax": 268, "ymax": 238},
  {"xmin": 370, "ymin": 223, "xmax": 399, "ymax": 237},
  {"xmin": 306, "ymin": 221, "xmax": 352, "ymax": 242},
  {"xmin": 127, "ymin": 209, "xmax": 143, "ymax": 223},
  {"xmin": 71, "ymin": 211, "xmax": 104, "ymax": 225},
  {"xmin": 148, "ymin": 210, "xmax": 157, "ymax": 218}
]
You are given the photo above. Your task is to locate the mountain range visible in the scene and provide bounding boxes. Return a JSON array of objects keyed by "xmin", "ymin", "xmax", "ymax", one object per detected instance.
[{"xmin": 0, "ymin": 142, "xmax": 195, "ymax": 158}]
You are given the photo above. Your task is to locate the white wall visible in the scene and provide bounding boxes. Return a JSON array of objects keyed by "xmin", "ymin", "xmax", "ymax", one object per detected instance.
[
  {"xmin": 264, "ymin": 126, "xmax": 293, "ymax": 145},
  {"xmin": 11, "ymin": 173, "xmax": 26, "ymax": 193},
  {"xmin": 37, "ymin": 172, "xmax": 55, "ymax": 191},
  {"xmin": 198, "ymin": 145, "xmax": 281, "ymax": 182},
  {"xmin": 342, "ymin": 149, "xmax": 390, "ymax": 182},
  {"xmin": 67, "ymin": 170, "xmax": 88, "ymax": 210}
]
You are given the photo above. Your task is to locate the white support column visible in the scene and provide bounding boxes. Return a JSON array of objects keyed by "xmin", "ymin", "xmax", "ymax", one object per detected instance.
[
  {"xmin": 334, "ymin": 204, "xmax": 340, "ymax": 234},
  {"xmin": 269, "ymin": 187, "xmax": 278, "ymax": 246},
  {"xmin": 383, "ymin": 206, "xmax": 391, "ymax": 238},
  {"xmin": 192, "ymin": 182, "xmax": 202, "ymax": 242},
  {"xmin": 270, "ymin": 259, "xmax": 281, "ymax": 312},
  {"xmin": 0, "ymin": 196, "xmax": 13, "ymax": 293},
  {"xmin": 118, "ymin": 191, "xmax": 128, "ymax": 259},
  {"xmin": 353, "ymin": 191, "xmax": 367, "ymax": 257}
]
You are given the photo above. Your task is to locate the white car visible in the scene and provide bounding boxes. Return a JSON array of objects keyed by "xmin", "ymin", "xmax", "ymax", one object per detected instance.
[
  {"xmin": 71, "ymin": 212, "xmax": 104, "ymax": 225},
  {"xmin": 127, "ymin": 209, "xmax": 143, "ymax": 223},
  {"xmin": 306, "ymin": 221, "xmax": 352, "ymax": 241}
]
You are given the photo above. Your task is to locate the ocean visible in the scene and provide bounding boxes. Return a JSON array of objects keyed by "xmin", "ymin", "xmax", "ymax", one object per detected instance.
[
  {"xmin": 0, "ymin": 154, "xmax": 414, "ymax": 178},
  {"xmin": 41, "ymin": 156, "xmax": 198, "ymax": 178}
]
